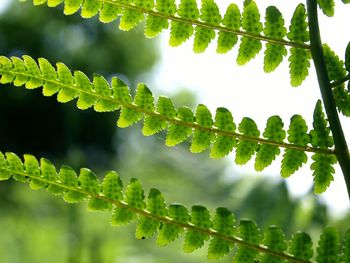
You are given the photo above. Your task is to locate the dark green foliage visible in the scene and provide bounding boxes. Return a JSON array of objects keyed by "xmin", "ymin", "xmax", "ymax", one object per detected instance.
[
  {"xmin": 261, "ymin": 226, "xmax": 287, "ymax": 263},
  {"xmin": 342, "ymin": 229, "xmax": 350, "ymax": 262},
  {"xmin": 235, "ymin": 220, "xmax": 260, "ymax": 263},
  {"xmin": 289, "ymin": 232, "xmax": 313, "ymax": 261},
  {"xmin": 345, "ymin": 41, "xmax": 350, "ymax": 72},
  {"xmin": 317, "ymin": 0, "xmax": 335, "ymax": 17},
  {"xmin": 323, "ymin": 44, "xmax": 347, "ymax": 82}
]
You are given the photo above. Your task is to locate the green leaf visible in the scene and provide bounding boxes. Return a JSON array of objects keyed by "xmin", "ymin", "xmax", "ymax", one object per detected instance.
[
  {"xmin": 237, "ymin": 0, "xmax": 262, "ymax": 65},
  {"xmin": 56, "ymin": 62, "xmax": 77, "ymax": 103},
  {"xmin": 23, "ymin": 55, "xmax": 43, "ymax": 89},
  {"xmin": 255, "ymin": 116, "xmax": 285, "ymax": 171},
  {"xmin": 193, "ymin": 27, "xmax": 216, "ymax": 53},
  {"xmin": 24, "ymin": 154, "xmax": 46, "ymax": 190},
  {"xmin": 119, "ymin": 0, "xmax": 145, "ymax": 31},
  {"xmin": 288, "ymin": 4, "xmax": 309, "ymax": 43},
  {"xmin": 190, "ymin": 104, "xmax": 214, "ymax": 153},
  {"xmin": 342, "ymin": 228, "xmax": 350, "ymax": 262},
  {"xmin": 346, "ymin": 41, "xmax": 350, "ymax": 72},
  {"xmin": 260, "ymin": 226, "xmax": 287, "ymax": 263},
  {"xmin": 333, "ymin": 85, "xmax": 350, "ymax": 116},
  {"xmin": 63, "ymin": 0, "xmax": 81, "ymax": 15},
  {"xmin": 0, "ymin": 56, "xmax": 15, "ymax": 84},
  {"xmin": 75, "ymin": 71, "xmax": 96, "ymax": 109},
  {"xmin": 99, "ymin": 2, "xmax": 121, "ymax": 23},
  {"xmin": 6, "ymin": 152, "xmax": 26, "ymax": 182},
  {"xmin": 11, "ymin": 57, "xmax": 28, "ymax": 86},
  {"xmin": 207, "ymin": 207, "xmax": 235, "ymax": 260},
  {"xmin": 323, "ymin": 44, "xmax": 347, "ymax": 82},
  {"xmin": 47, "ymin": 0, "xmax": 63, "ymax": 7},
  {"xmin": 0, "ymin": 152, "xmax": 11, "ymax": 180},
  {"xmin": 81, "ymin": 0, "xmax": 101, "ymax": 18},
  {"xmin": 157, "ymin": 204, "xmax": 190, "ymax": 247},
  {"xmin": 235, "ymin": 117, "xmax": 260, "ymax": 165},
  {"xmin": 38, "ymin": 58, "xmax": 60, "ymax": 96},
  {"xmin": 281, "ymin": 115, "xmax": 310, "ymax": 178},
  {"xmin": 263, "ymin": 6, "xmax": 287, "ymax": 72},
  {"xmin": 210, "ymin": 107, "xmax": 236, "ymax": 159},
  {"xmin": 169, "ymin": 0, "xmax": 199, "ymax": 46},
  {"xmin": 59, "ymin": 166, "xmax": 85, "ymax": 203},
  {"xmin": 165, "ymin": 106, "xmax": 194, "ymax": 146},
  {"xmin": 40, "ymin": 158, "xmax": 64, "ymax": 195},
  {"xmin": 289, "ymin": 232, "xmax": 313, "ymax": 261},
  {"xmin": 102, "ymin": 171, "xmax": 123, "ymax": 200},
  {"xmin": 311, "ymin": 153, "xmax": 337, "ymax": 194},
  {"xmin": 316, "ymin": 227, "xmax": 340, "ymax": 263},
  {"xmin": 317, "ymin": 0, "xmax": 335, "ymax": 17},
  {"xmin": 183, "ymin": 205, "xmax": 211, "ymax": 253},
  {"xmin": 216, "ymin": 3, "xmax": 240, "ymax": 54},
  {"xmin": 289, "ymin": 48, "xmax": 311, "ymax": 87},
  {"xmin": 135, "ymin": 189, "xmax": 167, "ymax": 239},
  {"xmin": 235, "ymin": 219, "xmax": 260, "ymax": 263},
  {"xmin": 93, "ymin": 74, "xmax": 118, "ymax": 112}
]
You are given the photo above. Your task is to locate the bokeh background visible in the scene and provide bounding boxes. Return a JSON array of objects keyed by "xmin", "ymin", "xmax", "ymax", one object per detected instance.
[{"xmin": 0, "ymin": 2, "xmax": 349, "ymax": 262}]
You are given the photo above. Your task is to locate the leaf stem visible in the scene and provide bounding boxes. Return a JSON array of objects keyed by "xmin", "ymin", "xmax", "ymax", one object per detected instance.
[
  {"xmin": 330, "ymin": 73, "xmax": 350, "ymax": 87},
  {"xmin": 307, "ymin": 0, "xmax": 350, "ymax": 200}
]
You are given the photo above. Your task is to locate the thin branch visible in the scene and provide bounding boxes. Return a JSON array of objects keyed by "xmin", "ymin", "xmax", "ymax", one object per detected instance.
[
  {"xmin": 307, "ymin": 0, "xmax": 350, "ymax": 200},
  {"xmin": 330, "ymin": 73, "xmax": 350, "ymax": 87}
]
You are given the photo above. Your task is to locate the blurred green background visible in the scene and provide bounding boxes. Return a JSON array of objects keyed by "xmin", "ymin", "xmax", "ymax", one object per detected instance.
[{"xmin": 0, "ymin": 2, "xmax": 349, "ymax": 263}]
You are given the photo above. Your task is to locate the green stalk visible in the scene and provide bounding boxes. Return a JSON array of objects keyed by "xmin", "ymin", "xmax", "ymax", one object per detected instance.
[{"xmin": 307, "ymin": 0, "xmax": 350, "ymax": 201}]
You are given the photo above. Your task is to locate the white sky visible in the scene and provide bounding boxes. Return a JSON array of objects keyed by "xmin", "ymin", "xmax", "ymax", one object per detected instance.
[{"xmin": 0, "ymin": 0, "xmax": 349, "ymax": 216}]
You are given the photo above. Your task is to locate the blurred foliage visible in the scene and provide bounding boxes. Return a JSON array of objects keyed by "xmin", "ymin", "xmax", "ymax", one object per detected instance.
[{"xmin": 0, "ymin": 1, "xmax": 346, "ymax": 263}]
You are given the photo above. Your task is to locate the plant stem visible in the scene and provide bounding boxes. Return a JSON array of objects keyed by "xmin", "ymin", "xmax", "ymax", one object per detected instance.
[{"xmin": 307, "ymin": 0, "xmax": 350, "ymax": 201}]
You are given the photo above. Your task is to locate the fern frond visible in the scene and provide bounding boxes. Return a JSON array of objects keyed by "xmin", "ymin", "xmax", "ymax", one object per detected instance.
[
  {"xmin": 310, "ymin": 100, "xmax": 337, "ymax": 193},
  {"xmin": 0, "ymin": 55, "xmax": 337, "ymax": 188},
  {"xmin": 288, "ymin": 4, "xmax": 311, "ymax": 87},
  {"xmin": 2, "ymin": 150, "xmax": 348, "ymax": 263},
  {"xmin": 317, "ymin": 0, "xmax": 334, "ymax": 17},
  {"xmin": 25, "ymin": 0, "xmax": 313, "ymax": 85}
]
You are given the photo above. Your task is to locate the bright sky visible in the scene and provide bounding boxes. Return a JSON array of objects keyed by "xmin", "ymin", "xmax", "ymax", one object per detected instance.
[{"xmin": 0, "ymin": 0, "xmax": 349, "ymax": 216}]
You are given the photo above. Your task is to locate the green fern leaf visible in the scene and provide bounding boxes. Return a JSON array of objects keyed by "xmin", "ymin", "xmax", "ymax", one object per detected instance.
[
  {"xmin": 11, "ymin": 57, "xmax": 28, "ymax": 86},
  {"xmin": 169, "ymin": 0, "xmax": 199, "ymax": 46},
  {"xmin": 157, "ymin": 204, "xmax": 190, "ymax": 247},
  {"xmin": 0, "ymin": 56, "xmax": 15, "ymax": 84},
  {"xmin": 316, "ymin": 226, "xmax": 341, "ymax": 262},
  {"xmin": 40, "ymin": 158, "xmax": 64, "ymax": 195},
  {"xmin": 216, "ymin": 3, "xmax": 240, "ymax": 54},
  {"xmin": 235, "ymin": 219, "xmax": 260, "ymax": 263},
  {"xmin": 0, "ymin": 152, "xmax": 11, "ymax": 180},
  {"xmin": 37, "ymin": 58, "xmax": 60, "ymax": 96},
  {"xmin": 289, "ymin": 232, "xmax": 313, "ymax": 261},
  {"xmin": 323, "ymin": 44, "xmax": 347, "ymax": 81},
  {"xmin": 92, "ymin": 74, "xmax": 117, "ymax": 111},
  {"xmin": 144, "ymin": 0, "xmax": 177, "ymax": 38},
  {"xmin": 235, "ymin": 117, "xmax": 260, "ymax": 165},
  {"xmin": 281, "ymin": 115, "xmax": 310, "ymax": 178},
  {"xmin": 263, "ymin": 6, "xmax": 287, "ymax": 73},
  {"xmin": 345, "ymin": 41, "xmax": 350, "ymax": 72},
  {"xmin": 183, "ymin": 205, "xmax": 211, "ymax": 253},
  {"xmin": 142, "ymin": 96, "xmax": 175, "ymax": 136},
  {"xmin": 210, "ymin": 107, "xmax": 236, "ymax": 159},
  {"xmin": 99, "ymin": 2, "xmax": 122, "ymax": 23},
  {"xmin": 237, "ymin": 0, "xmax": 263, "ymax": 65},
  {"xmin": 207, "ymin": 207, "xmax": 235, "ymax": 260},
  {"xmin": 78, "ymin": 168, "xmax": 110, "ymax": 211},
  {"xmin": 317, "ymin": 0, "xmax": 335, "ymax": 17},
  {"xmin": 190, "ymin": 104, "xmax": 213, "ymax": 153},
  {"xmin": 310, "ymin": 100, "xmax": 333, "ymax": 148},
  {"xmin": 288, "ymin": 4, "xmax": 310, "ymax": 86},
  {"xmin": 111, "ymin": 178, "xmax": 145, "ymax": 225},
  {"xmin": 81, "ymin": 0, "xmax": 101, "ymax": 18},
  {"xmin": 63, "ymin": 0, "xmax": 81, "ymax": 15},
  {"xmin": 58, "ymin": 165, "xmax": 85, "ymax": 203},
  {"xmin": 333, "ymin": 85, "xmax": 350, "ymax": 116},
  {"xmin": 134, "ymin": 83, "xmax": 155, "ymax": 111},
  {"xmin": 56, "ymin": 62, "xmax": 78, "ymax": 103},
  {"xmin": 101, "ymin": 171, "xmax": 123, "ymax": 200},
  {"xmin": 47, "ymin": 0, "xmax": 63, "ymax": 7},
  {"xmin": 255, "ymin": 116, "xmax": 286, "ymax": 171},
  {"xmin": 74, "ymin": 70, "xmax": 96, "ymax": 109},
  {"xmin": 193, "ymin": 0, "xmax": 221, "ymax": 53},
  {"xmin": 260, "ymin": 226, "xmax": 287, "ymax": 263},
  {"xmin": 136, "ymin": 188, "xmax": 168, "ymax": 239},
  {"xmin": 33, "ymin": 0, "xmax": 47, "ymax": 5},
  {"xmin": 165, "ymin": 106, "xmax": 194, "ymax": 146},
  {"xmin": 6, "ymin": 152, "xmax": 26, "ymax": 182},
  {"xmin": 24, "ymin": 154, "xmax": 46, "ymax": 190},
  {"xmin": 342, "ymin": 229, "xmax": 350, "ymax": 262},
  {"xmin": 23, "ymin": 55, "xmax": 44, "ymax": 89},
  {"xmin": 119, "ymin": 0, "xmax": 149, "ymax": 31},
  {"xmin": 117, "ymin": 83, "xmax": 142, "ymax": 128}
]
